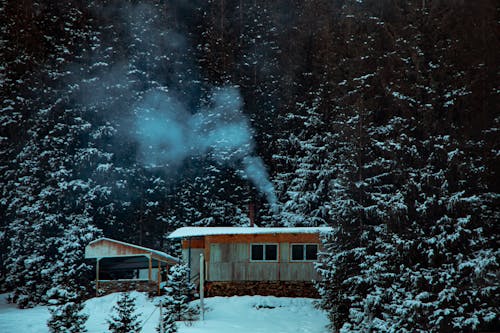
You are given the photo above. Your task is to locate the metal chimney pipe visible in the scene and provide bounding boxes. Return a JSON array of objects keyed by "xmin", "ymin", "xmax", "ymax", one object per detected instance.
[{"xmin": 248, "ymin": 202, "xmax": 255, "ymax": 227}]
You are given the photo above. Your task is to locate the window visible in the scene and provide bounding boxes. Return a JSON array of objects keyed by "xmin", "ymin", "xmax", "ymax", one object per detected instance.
[
  {"xmin": 251, "ymin": 244, "xmax": 278, "ymax": 261},
  {"xmin": 291, "ymin": 244, "xmax": 318, "ymax": 261}
]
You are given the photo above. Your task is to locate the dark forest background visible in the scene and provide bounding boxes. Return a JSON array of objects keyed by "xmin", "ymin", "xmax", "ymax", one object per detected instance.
[{"xmin": 0, "ymin": 0, "xmax": 498, "ymax": 331}]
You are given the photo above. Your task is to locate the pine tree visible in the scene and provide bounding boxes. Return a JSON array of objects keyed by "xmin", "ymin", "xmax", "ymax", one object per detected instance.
[
  {"xmin": 47, "ymin": 289, "xmax": 88, "ymax": 333},
  {"xmin": 163, "ymin": 264, "xmax": 197, "ymax": 322},
  {"xmin": 107, "ymin": 292, "xmax": 142, "ymax": 333},
  {"xmin": 274, "ymin": 91, "xmax": 335, "ymax": 227},
  {"xmin": 158, "ymin": 264, "xmax": 198, "ymax": 333},
  {"xmin": 157, "ymin": 296, "xmax": 178, "ymax": 333},
  {"xmin": 315, "ymin": 1, "xmax": 499, "ymax": 332}
]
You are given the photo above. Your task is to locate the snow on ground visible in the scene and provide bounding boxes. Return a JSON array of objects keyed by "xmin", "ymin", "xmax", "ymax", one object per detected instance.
[{"xmin": 0, "ymin": 292, "xmax": 329, "ymax": 333}]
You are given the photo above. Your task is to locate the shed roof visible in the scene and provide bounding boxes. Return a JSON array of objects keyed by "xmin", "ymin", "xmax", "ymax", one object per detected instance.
[
  {"xmin": 85, "ymin": 237, "xmax": 179, "ymax": 264},
  {"xmin": 167, "ymin": 226, "xmax": 333, "ymax": 239}
]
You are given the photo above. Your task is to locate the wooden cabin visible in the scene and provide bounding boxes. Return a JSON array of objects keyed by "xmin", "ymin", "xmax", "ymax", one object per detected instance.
[
  {"xmin": 167, "ymin": 227, "xmax": 332, "ymax": 297},
  {"xmin": 84, "ymin": 238, "xmax": 179, "ymax": 296}
]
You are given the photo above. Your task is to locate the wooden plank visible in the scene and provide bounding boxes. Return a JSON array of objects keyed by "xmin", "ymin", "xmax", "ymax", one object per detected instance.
[
  {"xmin": 210, "ymin": 244, "xmax": 223, "ymax": 263},
  {"xmin": 209, "ymin": 262, "xmax": 232, "ymax": 281},
  {"xmin": 183, "ymin": 248, "xmax": 203, "ymax": 283},
  {"xmin": 247, "ymin": 262, "xmax": 279, "ymax": 281},
  {"xmin": 232, "ymin": 262, "xmax": 247, "ymax": 281},
  {"xmin": 86, "ymin": 239, "xmax": 178, "ymax": 265},
  {"xmin": 279, "ymin": 262, "xmax": 318, "ymax": 281},
  {"xmin": 209, "ymin": 243, "xmax": 247, "ymax": 263},
  {"xmin": 181, "ymin": 238, "xmax": 205, "ymax": 249},
  {"xmin": 87, "ymin": 240, "xmax": 146, "ymax": 257},
  {"xmin": 230, "ymin": 243, "xmax": 248, "ymax": 262},
  {"xmin": 206, "ymin": 233, "xmax": 320, "ymax": 244},
  {"xmin": 280, "ymin": 243, "xmax": 289, "ymax": 262}
]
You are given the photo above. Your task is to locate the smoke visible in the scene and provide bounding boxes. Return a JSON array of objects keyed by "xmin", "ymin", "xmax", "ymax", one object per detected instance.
[
  {"xmin": 242, "ymin": 156, "xmax": 278, "ymax": 210},
  {"xmin": 85, "ymin": 1, "xmax": 278, "ymax": 208},
  {"xmin": 133, "ymin": 86, "xmax": 278, "ymax": 209}
]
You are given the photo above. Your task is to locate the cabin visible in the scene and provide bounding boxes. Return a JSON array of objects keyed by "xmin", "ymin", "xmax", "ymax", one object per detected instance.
[
  {"xmin": 84, "ymin": 238, "xmax": 179, "ymax": 296},
  {"xmin": 167, "ymin": 226, "xmax": 332, "ymax": 297}
]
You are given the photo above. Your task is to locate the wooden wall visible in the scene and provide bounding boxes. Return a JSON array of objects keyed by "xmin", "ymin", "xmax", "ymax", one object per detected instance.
[
  {"xmin": 182, "ymin": 233, "xmax": 322, "ymax": 283},
  {"xmin": 206, "ymin": 241, "xmax": 319, "ymax": 282},
  {"xmin": 182, "ymin": 248, "xmax": 204, "ymax": 283}
]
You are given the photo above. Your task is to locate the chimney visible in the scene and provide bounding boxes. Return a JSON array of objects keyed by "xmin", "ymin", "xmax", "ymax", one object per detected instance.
[{"xmin": 248, "ymin": 202, "xmax": 255, "ymax": 227}]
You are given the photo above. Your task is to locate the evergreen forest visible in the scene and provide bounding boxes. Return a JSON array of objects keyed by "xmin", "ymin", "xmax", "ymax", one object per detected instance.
[{"xmin": 0, "ymin": 0, "xmax": 498, "ymax": 331}]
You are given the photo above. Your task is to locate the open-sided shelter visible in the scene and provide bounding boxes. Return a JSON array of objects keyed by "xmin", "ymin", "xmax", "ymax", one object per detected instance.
[
  {"xmin": 85, "ymin": 237, "xmax": 179, "ymax": 296},
  {"xmin": 167, "ymin": 226, "xmax": 332, "ymax": 297}
]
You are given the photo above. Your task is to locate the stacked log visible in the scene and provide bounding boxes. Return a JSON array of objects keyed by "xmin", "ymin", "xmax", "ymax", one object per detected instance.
[
  {"xmin": 97, "ymin": 280, "xmax": 158, "ymax": 296},
  {"xmin": 205, "ymin": 281, "xmax": 319, "ymax": 298}
]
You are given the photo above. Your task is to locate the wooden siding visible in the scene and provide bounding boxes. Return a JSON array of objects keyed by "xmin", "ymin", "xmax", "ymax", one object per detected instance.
[
  {"xmin": 205, "ymin": 233, "xmax": 320, "ymax": 244},
  {"xmin": 86, "ymin": 239, "xmax": 148, "ymax": 257},
  {"xmin": 279, "ymin": 262, "xmax": 318, "ymax": 281},
  {"xmin": 181, "ymin": 237, "xmax": 205, "ymax": 249},
  {"xmin": 85, "ymin": 239, "xmax": 177, "ymax": 264},
  {"xmin": 206, "ymin": 241, "xmax": 318, "ymax": 282},
  {"xmin": 209, "ymin": 243, "xmax": 248, "ymax": 281},
  {"xmin": 182, "ymin": 248, "xmax": 203, "ymax": 283},
  {"xmin": 180, "ymin": 232, "xmax": 323, "ymax": 283}
]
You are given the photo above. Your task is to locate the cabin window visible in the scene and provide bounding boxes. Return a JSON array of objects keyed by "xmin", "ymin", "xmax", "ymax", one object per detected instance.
[
  {"xmin": 251, "ymin": 244, "xmax": 278, "ymax": 261},
  {"xmin": 291, "ymin": 244, "xmax": 318, "ymax": 261}
]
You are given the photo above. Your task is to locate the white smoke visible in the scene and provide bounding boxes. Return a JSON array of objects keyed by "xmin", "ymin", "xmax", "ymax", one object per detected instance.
[{"xmin": 134, "ymin": 86, "xmax": 278, "ymax": 209}]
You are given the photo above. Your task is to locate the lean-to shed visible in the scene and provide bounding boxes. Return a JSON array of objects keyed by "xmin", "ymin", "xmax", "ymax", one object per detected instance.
[
  {"xmin": 85, "ymin": 238, "xmax": 179, "ymax": 296},
  {"xmin": 167, "ymin": 226, "xmax": 332, "ymax": 297}
]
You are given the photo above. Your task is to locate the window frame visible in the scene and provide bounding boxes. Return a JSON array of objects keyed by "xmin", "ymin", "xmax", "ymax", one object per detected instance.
[
  {"xmin": 249, "ymin": 243, "xmax": 279, "ymax": 262},
  {"xmin": 290, "ymin": 243, "xmax": 319, "ymax": 262}
]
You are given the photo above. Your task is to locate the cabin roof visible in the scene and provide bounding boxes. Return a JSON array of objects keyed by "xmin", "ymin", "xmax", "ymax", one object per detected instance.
[
  {"xmin": 167, "ymin": 226, "xmax": 333, "ymax": 239},
  {"xmin": 85, "ymin": 237, "xmax": 179, "ymax": 263}
]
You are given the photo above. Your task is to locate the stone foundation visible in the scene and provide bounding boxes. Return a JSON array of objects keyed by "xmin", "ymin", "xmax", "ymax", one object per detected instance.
[
  {"xmin": 97, "ymin": 280, "xmax": 159, "ymax": 296},
  {"xmin": 205, "ymin": 281, "xmax": 319, "ymax": 298}
]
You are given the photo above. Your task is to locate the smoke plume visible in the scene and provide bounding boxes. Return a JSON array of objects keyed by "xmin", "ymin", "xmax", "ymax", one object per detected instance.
[{"xmin": 133, "ymin": 86, "xmax": 278, "ymax": 209}]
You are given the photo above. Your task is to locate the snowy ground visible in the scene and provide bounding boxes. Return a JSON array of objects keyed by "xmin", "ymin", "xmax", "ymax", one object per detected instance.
[{"xmin": 0, "ymin": 292, "xmax": 329, "ymax": 333}]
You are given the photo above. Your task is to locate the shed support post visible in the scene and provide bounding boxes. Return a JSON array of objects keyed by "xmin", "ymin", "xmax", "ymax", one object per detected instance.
[
  {"xmin": 157, "ymin": 260, "xmax": 161, "ymax": 295},
  {"xmin": 96, "ymin": 258, "xmax": 101, "ymax": 297},
  {"xmin": 200, "ymin": 253, "xmax": 205, "ymax": 321},
  {"xmin": 187, "ymin": 237, "xmax": 192, "ymax": 282},
  {"xmin": 148, "ymin": 255, "xmax": 152, "ymax": 281}
]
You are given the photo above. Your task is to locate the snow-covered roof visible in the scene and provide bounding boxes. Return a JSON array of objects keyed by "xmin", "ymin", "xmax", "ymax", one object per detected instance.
[
  {"xmin": 167, "ymin": 226, "xmax": 333, "ymax": 238},
  {"xmin": 85, "ymin": 237, "xmax": 179, "ymax": 263}
]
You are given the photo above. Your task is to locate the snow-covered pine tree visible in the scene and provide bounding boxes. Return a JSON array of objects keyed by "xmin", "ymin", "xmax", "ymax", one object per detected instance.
[
  {"xmin": 157, "ymin": 264, "xmax": 198, "ymax": 333},
  {"xmin": 163, "ymin": 264, "xmax": 197, "ymax": 322},
  {"xmin": 390, "ymin": 133, "xmax": 499, "ymax": 332},
  {"xmin": 316, "ymin": 2, "xmax": 422, "ymax": 331},
  {"xmin": 107, "ymin": 292, "xmax": 142, "ymax": 333},
  {"xmin": 2, "ymin": 0, "xmax": 115, "ymax": 307},
  {"xmin": 47, "ymin": 215, "xmax": 102, "ymax": 300},
  {"xmin": 156, "ymin": 296, "xmax": 178, "ymax": 333},
  {"xmin": 47, "ymin": 288, "xmax": 88, "ymax": 333},
  {"xmin": 316, "ymin": 1, "xmax": 499, "ymax": 332},
  {"xmin": 274, "ymin": 91, "xmax": 334, "ymax": 227}
]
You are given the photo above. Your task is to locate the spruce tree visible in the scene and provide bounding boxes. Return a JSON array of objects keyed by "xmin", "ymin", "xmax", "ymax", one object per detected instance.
[
  {"xmin": 157, "ymin": 296, "xmax": 178, "ymax": 333},
  {"xmin": 163, "ymin": 264, "xmax": 197, "ymax": 321},
  {"xmin": 47, "ymin": 289, "xmax": 88, "ymax": 333},
  {"xmin": 158, "ymin": 264, "xmax": 198, "ymax": 333},
  {"xmin": 315, "ymin": 1, "xmax": 499, "ymax": 332},
  {"xmin": 107, "ymin": 292, "xmax": 142, "ymax": 333}
]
